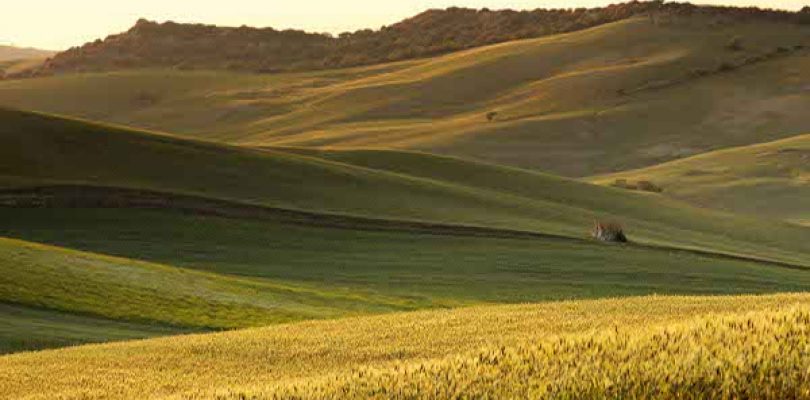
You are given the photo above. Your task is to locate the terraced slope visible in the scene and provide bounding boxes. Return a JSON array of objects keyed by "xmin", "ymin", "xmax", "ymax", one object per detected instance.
[
  {"xmin": 1, "ymin": 17, "xmax": 808, "ymax": 175},
  {"xmin": 2, "ymin": 293, "xmax": 810, "ymax": 399},
  {"xmin": 1, "ymin": 107, "xmax": 808, "ymax": 265},
  {"xmin": 590, "ymin": 134, "xmax": 810, "ymax": 225}
]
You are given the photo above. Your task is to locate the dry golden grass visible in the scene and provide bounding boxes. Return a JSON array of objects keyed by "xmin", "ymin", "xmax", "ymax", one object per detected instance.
[
  {"xmin": 251, "ymin": 306, "xmax": 810, "ymax": 399},
  {"xmin": 2, "ymin": 17, "xmax": 808, "ymax": 176},
  {"xmin": 591, "ymin": 133, "xmax": 810, "ymax": 224},
  {"xmin": 4, "ymin": 293, "xmax": 810, "ymax": 399}
]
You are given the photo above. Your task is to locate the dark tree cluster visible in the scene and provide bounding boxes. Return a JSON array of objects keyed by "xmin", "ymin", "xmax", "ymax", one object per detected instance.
[{"xmin": 17, "ymin": 1, "xmax": 810, "ymax": 77}]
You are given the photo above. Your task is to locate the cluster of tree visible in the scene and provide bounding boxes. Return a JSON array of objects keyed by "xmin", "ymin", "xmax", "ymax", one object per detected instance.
[
  {"xmin": 16, "ymin": 1, "xmax": 810, "ymax": 77},
  {"xmin": 612, "ymin": 179, "xmax": 663, "ymax": 193}
]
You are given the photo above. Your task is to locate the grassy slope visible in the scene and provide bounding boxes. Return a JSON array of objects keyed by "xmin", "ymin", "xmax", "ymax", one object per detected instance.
[
  {"xmin": 0, "ymin": 46, "xmax": 53, "ymax": 79},
  {"xmin": 0, "ymin": 237, "xmax": 432, "ymax": 330},
  {"xmin": 0, "ymin": 17, "xmax": 808, "ymax": 176},
  {"xmin": 1, "ymin": 107, "xmax": 808, "ymax": 266},
  {"xmin": 0, "ymin": 62, "xmax": 417, "ymax": 142},
  {"xmin": 1, "ymin": 107, "xmax": 808, "ymax": 355},
  {"xmin": 0, "ymin": 58, "xmax": 47, "ymax": 78},
  {"xmin": 2, "ymin": 293, "xmax": 810, "ymax": 399},
  {"xmin": 590, "ymin": 133, "xmax": 810, "ymax": 225},
  {"xmin": 7, "ymin": 209, "xmax": 810, "ymax": 355},
  {"xmin": 0, "ymin": 303, "xmax": 181, "ymax": 355},
  {"xmin": 277, "ymin": 146, "xmax": 810, "ymax": 265},
  {"xmin": 7, "ymin": 208, "xmax": 810, "ymax": 303}
]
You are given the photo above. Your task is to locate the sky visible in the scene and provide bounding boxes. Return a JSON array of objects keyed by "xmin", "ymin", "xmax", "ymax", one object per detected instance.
[{"xmin": 1, "ymin": 0, "xmax": 806, "ymax": 50}]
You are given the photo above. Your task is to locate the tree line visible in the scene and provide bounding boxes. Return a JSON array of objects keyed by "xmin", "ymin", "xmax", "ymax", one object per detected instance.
[{"xmin": 17, "ymin": 1, "xmax": 810, "ymax": 77}]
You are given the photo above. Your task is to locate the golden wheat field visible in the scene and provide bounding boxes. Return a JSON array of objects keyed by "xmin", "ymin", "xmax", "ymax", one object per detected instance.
[
  {"xmin": 3, "ymin": 293, "xmax": 810, "ymax": 399},
  {"xmin": 252, "ymin": 307, "xmax": 810, "ymax": 400}
]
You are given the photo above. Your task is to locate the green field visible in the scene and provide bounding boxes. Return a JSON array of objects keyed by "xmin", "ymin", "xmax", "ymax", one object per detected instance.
[
  {"xmin": 3, "ymin": 207, "xmax": 810, "ymax": 355},
  {"xmin": 1, "ymin": 17, "xmax": 807, "ymax": 176},
  {"xmin": 591, "ymin": 133, "xmax": 810, "ymax": 225},
  {"xmin": 1, "ymin": 107, "xmax": 808, "ymax": 267},
  {"xmin": 0, "ymin": 303, "xmax": 183, "ymax": 355},
  {"xmin": 7, "ymin": 208, "xmax": 810, "ymax": 302},
  {"xmin": 0, "ymin": 106, "xmax": 807, "ymax": 355}
]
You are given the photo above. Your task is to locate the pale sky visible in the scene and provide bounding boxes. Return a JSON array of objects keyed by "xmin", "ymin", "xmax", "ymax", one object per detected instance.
[{"xmin": 2, "ymin": 1, "xmax": 806, "ymax": 50}]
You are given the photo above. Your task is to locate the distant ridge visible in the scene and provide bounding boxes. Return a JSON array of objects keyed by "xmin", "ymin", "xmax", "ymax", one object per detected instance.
[
  {"xmin": 14, "ymin": 1, "xmax": 810, "ymax": 77},
  {"xmin": 0, "ymin": 45, "xmax": 53, "ymax": 62}
]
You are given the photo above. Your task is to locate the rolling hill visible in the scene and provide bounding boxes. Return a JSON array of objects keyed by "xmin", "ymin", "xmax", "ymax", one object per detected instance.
[
  {"xmin": 1, "ymin": 107, "xmax": 808, "ymax": 266},
  {"xmin": 1, "ymin": 16, "xmax": 808, "ymax": 178},
  {"xmin": 0, "ymin": 3, "xmax": 807, "ymax": 398},
  {"xmin": 590, "ymin": 133, "xmax": 810, "ymax": 225},
  {"xmin": 0, "ymin": 302, "xmax": 181, "ymax": 355},
  {"xmin": 0, "ymin": 46, "xmax": 53, "ymax": 79},
  {"xmin": 0, "ymin": 45, "xmax": 53, "ymax": 62},
  {"xmin": 0, "ymin": 106, "xmax": 809, "ymax": 355},
  {"xmin": 8, "ymin": 205, "xmax": 810, "ymax": 355},
  {"xmin": 0, "ymin": 5, "xmax": 808, "ymax": 396},
  {"xmin": 2, "ymin": 293, "xmax": 810, "ymax": 399}
]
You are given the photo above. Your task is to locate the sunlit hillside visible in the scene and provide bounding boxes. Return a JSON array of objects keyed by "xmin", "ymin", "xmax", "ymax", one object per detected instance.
[
  {"xmin": 591, "ymin": 133, "xmax": 810, "ymax": 225},
  {"xmin": 0, "ymin": 45, "xmax": 52, "ymax": 62},
  {"xmin": 0, "ymin": 106, "xmax": 808, "ymax": 356},
  {"xmin": 2, "ymin": 107, "xmax": 808, "ymax": 265},
  {"xmin": 245, "ymin": 305, "xmax": 810, "ymax": 399},
  {"xmin": 2, "ymin": 294, "xmax": 810, "ymax": 399},
  {"xmin": 22, "ymin": 2, "xmax": 803, "ymax": 76},
  {"xmin": 0, "ymin": 46, "xmax": 53, "ymax": 79},
  {"xmin": 1, "ymin": 17, "xmax": 808, "ymax": 176}
]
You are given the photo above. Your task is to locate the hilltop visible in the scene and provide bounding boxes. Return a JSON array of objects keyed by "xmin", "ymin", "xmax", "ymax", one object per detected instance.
[
  {"xmin": 1, "ymin": 107, "xmax": 809, "ymax": 354},
  {"xmin": 590, "ymin": 134, "xmax": 809, "ymax": 225},
  {"xmin": 11, "ymin": 2, "xmax": 809, "ymax": 77},
  {"xmin": 0, "ymin": 45, "xmax": 53, "ymax": 62}
]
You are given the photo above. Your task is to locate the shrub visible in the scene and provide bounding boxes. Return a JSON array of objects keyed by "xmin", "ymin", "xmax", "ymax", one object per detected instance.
[
  {"xmin": 726, "ymin": 36, "xmax": 743, "ymax": 51},
  {"xmin": 799, "ymin": 7, "xmax": 810, "ymax": 24},
  {"xmin": 636, "ymin": 180, "xmax": 663, "ymax": 193},
  {"xmin": 744, "ymin": 55, "xmax": 766, "ymax": 64},
  {"xmin": 592, "ymin": 221, "xmax": 628, "ymax": 243},
  {"xmin": 689, "ymin": 68, "xmax": 710, "ymax": 78},
  {"xmin": 718, "ymin": 62, "xmax": 737, "ymax": 72},
  {"xmin": 612, "ymin": 179, "xmax": 636, "ymax": 190},
  {"xmin": 486, "ymin": 111, "xmax": 499, "ymax": 122},
  {"xmin": 612, "ymin": 179, "xmax": 662, "ymax": 193}
]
